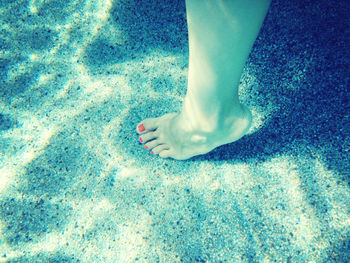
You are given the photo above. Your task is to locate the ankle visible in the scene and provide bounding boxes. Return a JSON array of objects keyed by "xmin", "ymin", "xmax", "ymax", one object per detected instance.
[{"xmin": 179, "ymin": 99, "xmax": 244, "ymax": 133}]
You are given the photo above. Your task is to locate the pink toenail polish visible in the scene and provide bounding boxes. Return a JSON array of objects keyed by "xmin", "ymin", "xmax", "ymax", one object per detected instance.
[
  {"xmin": 139, "ymin": 137, "xmax": 143, "ymax": 143},
  {"xmin": 138, "ymin": 124, "xmax": 145, "ymax": 132},
  {"xmin": 144, "ymin": 145, "xmax": 148, "ymax": 149},
  {"xmin": 151, "ymin": 151, "xmax": 154, "ymax": 154}
]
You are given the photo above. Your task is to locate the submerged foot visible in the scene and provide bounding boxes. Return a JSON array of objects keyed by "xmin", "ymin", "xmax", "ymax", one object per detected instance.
[{"xmin": 136, "ymin": 104, "xmax": 252, "ymax": 160}]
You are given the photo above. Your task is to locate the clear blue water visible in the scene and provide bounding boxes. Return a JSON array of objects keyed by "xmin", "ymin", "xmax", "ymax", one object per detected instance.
[{"xmin": 0, "ymin": 0, "xmax": 349, "ymax": 262}]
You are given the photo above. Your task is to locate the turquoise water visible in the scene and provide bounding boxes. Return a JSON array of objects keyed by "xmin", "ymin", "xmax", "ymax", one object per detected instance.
[{"xmin": 0, "ymin": 0, "xmax": 349, "ymax": 262}]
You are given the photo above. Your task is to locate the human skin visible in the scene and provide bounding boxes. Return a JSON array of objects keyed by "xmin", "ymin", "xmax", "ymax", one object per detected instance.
[{"xmin": 136, "ymin": 0, "xmax": 271, "ymax": 160}]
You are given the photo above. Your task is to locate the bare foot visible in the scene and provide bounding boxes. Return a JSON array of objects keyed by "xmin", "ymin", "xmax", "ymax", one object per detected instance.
[{"xmin": 136, "ymin": 104, "xmax": 252, "ymax": 160}]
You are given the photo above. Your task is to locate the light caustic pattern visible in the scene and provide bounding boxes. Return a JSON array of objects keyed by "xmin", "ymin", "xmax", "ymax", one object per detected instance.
[
  {"xmin": 0, "ymin": 0, "xmax": 349, "ymax": 262},
  {"xmin": 0, "ymin": 0, "xmax": 183, "ymax": 192},
  {"xmin": 1, "ymin": 0, "xmax": 186, "ymax": 261},
  {"xmin": 1, "ymin": 0, "xmax": 114, "ymax": 191}
]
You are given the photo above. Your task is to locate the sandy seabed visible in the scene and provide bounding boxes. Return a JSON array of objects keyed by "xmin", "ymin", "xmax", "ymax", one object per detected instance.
[{"xmin": 0, "ymin": 0, "xmax": 349, "ymax": 262}]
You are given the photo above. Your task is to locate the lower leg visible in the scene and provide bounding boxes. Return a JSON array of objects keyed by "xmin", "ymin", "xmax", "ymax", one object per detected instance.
[
  {"xmin": 181, "ymin": 0, "xmax": 271, "ymax": 131},
  {"xmin": 136, "ymin": 0, "xmax": 271, "ymax": 160}
]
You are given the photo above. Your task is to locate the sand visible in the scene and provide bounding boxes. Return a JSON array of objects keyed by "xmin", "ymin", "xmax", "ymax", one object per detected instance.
[{"xmin": 0, "ymin": 0, "xmax": 349, "ymax": 262}]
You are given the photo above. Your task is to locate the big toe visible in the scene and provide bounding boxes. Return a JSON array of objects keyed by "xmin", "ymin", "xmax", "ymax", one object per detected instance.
[{"xmin": 136, "ymin": 118, "xmax": 158, "ymax": 134}]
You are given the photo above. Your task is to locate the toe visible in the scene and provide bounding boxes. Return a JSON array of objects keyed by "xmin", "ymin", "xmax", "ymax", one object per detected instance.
[
  {"xmin": 139, "ymin": 130, "xmax": 158, "ymax": 144},
  {"xmin": 136, "ymin": 118, "xmax": 158, "ymax": 134},
  {"xmin": 145, "ymin": 139, "xmax": 163, "ymax": 150},
  {"xmin": 151, "ymin": 144, "xmax": 170, "ymax": 155}
]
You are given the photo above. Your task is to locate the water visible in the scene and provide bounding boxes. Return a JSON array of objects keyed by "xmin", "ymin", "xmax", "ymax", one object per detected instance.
[{"xmin": 0, "ymin": 0, "xmax": 349, "ymax": 262}]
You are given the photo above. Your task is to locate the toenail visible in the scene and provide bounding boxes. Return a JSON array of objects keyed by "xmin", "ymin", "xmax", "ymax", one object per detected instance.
[
  {"xmin": 138, "ymin": 124, "xmax": 145, "ymax": 132},
  {"xmin": 144, "ymin": 145, "xmax": 148, "ymax": 149},
  {"xmin": 139, "ymin": 137, "xmax": 143, "ymax": 143},
  {"xmin": 151, "ymin": 151, "xmax": 154, "ymax": 154}
]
